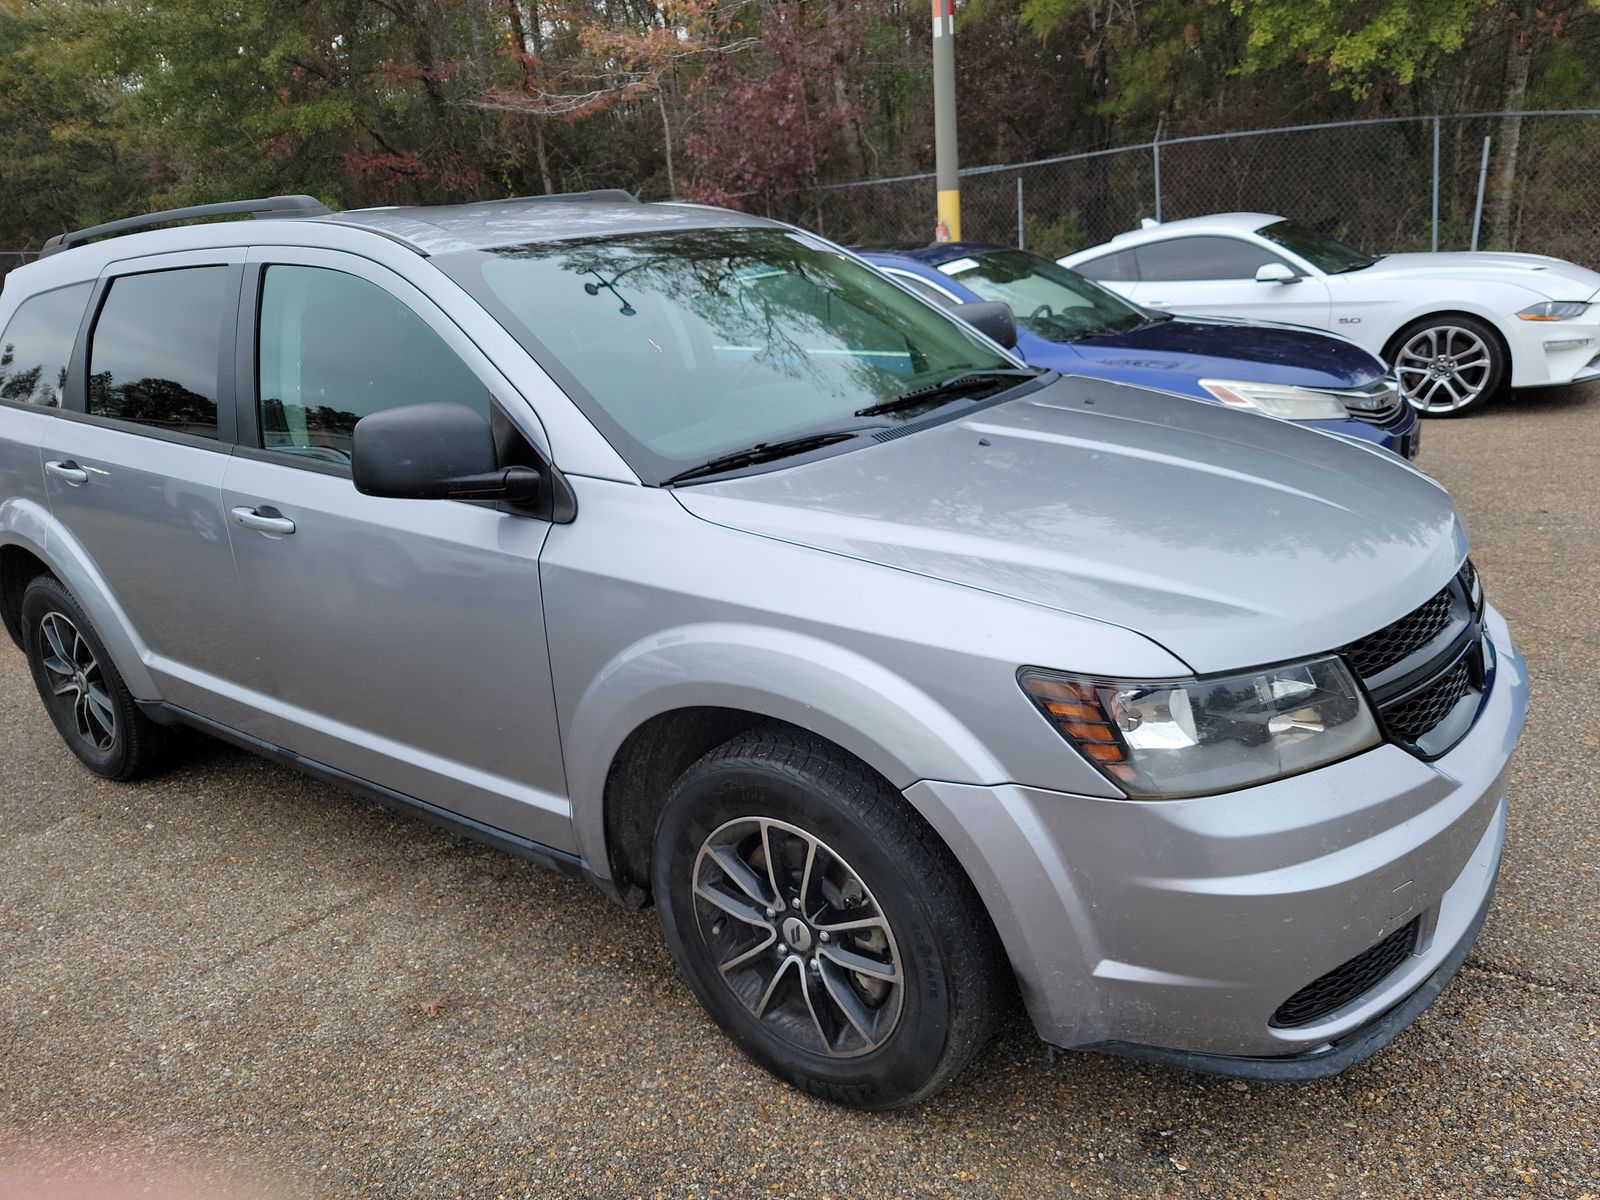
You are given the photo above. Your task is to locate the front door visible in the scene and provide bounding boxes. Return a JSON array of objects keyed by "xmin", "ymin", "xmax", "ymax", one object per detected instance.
[
  {"xmin": 1129, "ymin": 235, "xmax": 1333, "ymax": 329},
  {"xmin": 220, "ymin": 249, "xmax": 571, "ymax": 850}
]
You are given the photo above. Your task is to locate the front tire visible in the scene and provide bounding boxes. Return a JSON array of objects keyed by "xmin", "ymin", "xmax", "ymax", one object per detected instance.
[
  {"xmin": 1388, "ymin": 315, "xmax": 1507, "ymax": 417},
  {"xmin": 651, "ymin": 726, "xmax": 1008, "ymax": 1110},
  {"xmin": 20, "ymin": 575, "xmax": 171, "ymax": 780}
]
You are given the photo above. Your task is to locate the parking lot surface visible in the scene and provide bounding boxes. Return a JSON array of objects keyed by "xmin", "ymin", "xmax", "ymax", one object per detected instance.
[{"xmin": 2, "ymin": 389, "xmax": 1597, "ymax": 1199}]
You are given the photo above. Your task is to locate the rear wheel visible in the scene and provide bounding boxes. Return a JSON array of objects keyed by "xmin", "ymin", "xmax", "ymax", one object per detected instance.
[
  {"xmin": 1389, "ymin": 315, "xmax": 1507, "ymax": 417},
  {"xmin": 20, "ymin": 575, "xmax": 171, "ymax": 780},
  {"xmin": 651, "ymin": 726, "xmax": 1008, "ymax": 1110}
]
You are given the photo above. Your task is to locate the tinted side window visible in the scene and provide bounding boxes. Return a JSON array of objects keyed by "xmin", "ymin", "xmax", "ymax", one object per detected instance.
[
  {"xmin": 1076, "ymin": 249, "xmax": 1139, "ymax": 282},
  {"xmin": 1134, "ymin": 237, "xmax": 1284, "ymax": 281},
  {"xmin": 0, "ymin": 283, "xmax": 92, "ymax": 408},
  {"xmin": 257, "ymin": 265, "xmax": 490, "ymax": 463},
  {"xmin": 88, "ymin": 267, "xmax": 227, "ymax": 437}
]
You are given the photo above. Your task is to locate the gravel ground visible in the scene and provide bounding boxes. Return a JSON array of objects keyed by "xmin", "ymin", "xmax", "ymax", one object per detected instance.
[{"xmin": 2, "ymin": 389, "xmax": 1598, "ymax": 1199}]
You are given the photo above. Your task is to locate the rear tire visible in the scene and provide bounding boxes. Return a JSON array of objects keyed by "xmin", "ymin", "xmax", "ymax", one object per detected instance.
[
  {"xmin": 1388, "ymin": 314, "xmax": 1507, "ymax": 417},
  {"xmin": 651, "ymin": 725, "xmax": 1008, "ymax": 1110},
  {"xmin": 20, "ymin": 575, "xmax": 171, "ymax": 780}
]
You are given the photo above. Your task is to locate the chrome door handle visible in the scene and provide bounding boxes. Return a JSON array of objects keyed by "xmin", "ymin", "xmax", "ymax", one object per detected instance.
[
  {"xmin": 230, "ymin": 506, "xmax": 296, "ymax": 536},
  {"xmin": 45, "ymin": 460, "xmax": 89, "ymax": 486}
]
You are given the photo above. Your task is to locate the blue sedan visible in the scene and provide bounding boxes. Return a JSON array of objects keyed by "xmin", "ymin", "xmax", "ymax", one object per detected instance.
[{"xmin": 861, "ymin": 243, "xmax": 1420, "ymax": 458}]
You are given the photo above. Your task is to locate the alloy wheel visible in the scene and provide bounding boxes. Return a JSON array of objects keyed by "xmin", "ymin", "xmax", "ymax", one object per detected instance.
[
  {"xmin": 1394, "ymin": 325, "xmax": 1494, "ymax": 413},
  {"xmin": 37, "ymin": 611, "xmax": 117, "ymax": 752},
  {"xmin": 691, "ymin": 817, "xmax": 904, "ymax": 1058}
]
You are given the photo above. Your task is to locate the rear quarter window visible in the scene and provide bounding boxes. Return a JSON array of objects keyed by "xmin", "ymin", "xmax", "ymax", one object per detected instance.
[{"xmin": 0, "ymin": 283, "xmax": 91, "ymax": 408}]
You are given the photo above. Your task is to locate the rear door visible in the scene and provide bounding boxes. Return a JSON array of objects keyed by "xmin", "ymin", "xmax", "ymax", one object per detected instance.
[
  {"xmin": 1131, "ymin": 236, "xmax": 1332, "ymax": 328},
  {"xmin": 1, "ymin": 281, "xmax": 93, "ymax": 577},
  {"xmin": 38, "ymin": 250, "xmax": 265, "ymax": 733},
  {"xmin": 219, "ymin": 247, "xmax": 570, "ymax": 848}
]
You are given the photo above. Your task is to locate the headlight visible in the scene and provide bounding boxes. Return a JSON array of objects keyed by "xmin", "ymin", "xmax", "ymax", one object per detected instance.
[
  {"xmin": 1198, "ymin": 379, "xmax": 1350, "ymax": 420},
  {"xmin": 1516, "ymin": 301, "xmax": 1589, "ymax": 321},
  {"xmin": 1019, "ymin": 658, "xmax": 1381, "ymax": 799}
]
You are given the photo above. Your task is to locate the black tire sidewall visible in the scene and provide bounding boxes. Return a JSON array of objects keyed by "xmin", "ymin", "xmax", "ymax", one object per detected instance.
[
  {"xmin": 653, "ymin": 753, "xmax": 957, "ymax": 1109},
  {"xmin": 1391, "ymin": 315, "xmax": 1507, "ymax": 417},
  {"xmin": 20, "ymin": 576, "xmax": 139, "ymax": 777}
]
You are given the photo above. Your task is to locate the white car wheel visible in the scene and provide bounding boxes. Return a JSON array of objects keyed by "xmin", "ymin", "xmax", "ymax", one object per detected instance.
[{"xmin": 1390, "ymin": 318, "xmax": 1506, "ymax": 417}]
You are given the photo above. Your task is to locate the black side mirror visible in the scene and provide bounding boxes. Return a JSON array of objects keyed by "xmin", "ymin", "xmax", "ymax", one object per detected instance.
[
  {"xmin": 352, "ymin": 402, "xmax": 540, "ymax": 502},
  {"xmin": 959, "ymin": 300, "xmax": 1019, "ymax": 350}
]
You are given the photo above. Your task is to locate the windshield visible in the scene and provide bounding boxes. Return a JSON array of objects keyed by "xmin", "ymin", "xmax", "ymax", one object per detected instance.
[
  {"xmin": 438, "ymin": 228, "xmax": 1016, "ymax": 482},
  {"xmin": 1257, "ymin": 219, "xmax": 1379, "ymax": 274},
  {"xmin": 935, "ymin": 249, "xmax": 1150, "ymax": 341}
]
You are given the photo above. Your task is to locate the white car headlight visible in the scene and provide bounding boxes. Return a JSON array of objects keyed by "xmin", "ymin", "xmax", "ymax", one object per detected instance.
[
  {"xmin": 1198, "ymin": 379, "xmax": 1350, "ymax": 420},
  {"xmin": 1020, "ymin": 658, "xmax": 1381, "ymax": 799},
  {"xmin": 1517, "ymin": 301, "xmax": 1589, "ymax": 321}
]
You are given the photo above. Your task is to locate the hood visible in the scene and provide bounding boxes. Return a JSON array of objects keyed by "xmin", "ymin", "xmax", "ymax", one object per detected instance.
[
  {"xmin": 1064, "ymin": 315, "xmax": 1385, "ymax": 388},
  {"xmin": 1360, "ymin": 251, "xmax": 1600, "ymax": 300},
  {"xmin": 674, "ymin": 376, "xmax": 1465, "ymax": 675}
]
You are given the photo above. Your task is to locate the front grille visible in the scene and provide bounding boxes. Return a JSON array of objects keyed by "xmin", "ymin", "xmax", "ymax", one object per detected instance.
[
  {"xmin": 1340, "ymin": 585, "xmax": 1455, "ymax": 677},
  {"xmin": 1270, "ymin": 917, "xmax": 1421, "ymax": 1028},
  {"xmin": 1333, "ymin": 379, "xmax": 1405, "ymax": 425},
  {"xmin": 1340, "ymin": 562, "xmax": 1489, "ymax": 758},
  {"xmin": 1383, "ymin": 656, "xmax": 1474, "ymax": 742}
]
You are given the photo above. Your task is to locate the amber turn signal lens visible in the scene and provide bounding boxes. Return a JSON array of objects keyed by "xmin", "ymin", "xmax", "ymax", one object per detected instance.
[{"xmin": 1019, "ymin": 671, "xmax": 1130, "ymax": 766}]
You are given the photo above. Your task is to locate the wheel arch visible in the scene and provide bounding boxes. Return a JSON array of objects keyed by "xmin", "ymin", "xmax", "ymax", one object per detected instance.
[
  {"xmin": 566, "ymin": 625, "xmax": 1010, "ymax": 903},
  {"xmin": 0, "ymin": 502, "xmax": 157, "ymax": 696}
]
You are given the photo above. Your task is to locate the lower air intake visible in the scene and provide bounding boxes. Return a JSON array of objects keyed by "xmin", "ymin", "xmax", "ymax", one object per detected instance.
[{"xmin": 1270, "ymin": 917, "xmax": 1421, "ymax": 1029}]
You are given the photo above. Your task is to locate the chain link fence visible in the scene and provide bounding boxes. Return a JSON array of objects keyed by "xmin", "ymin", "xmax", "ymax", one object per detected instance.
[{"xmin": 800, "ymin": 111, "xmax": 1600, "ymax": 264}]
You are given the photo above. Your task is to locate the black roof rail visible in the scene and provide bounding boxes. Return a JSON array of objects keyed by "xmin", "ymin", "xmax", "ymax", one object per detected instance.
[{"xmin": 39, "ymin": 194, "xmax": 332, "ymax": 258}]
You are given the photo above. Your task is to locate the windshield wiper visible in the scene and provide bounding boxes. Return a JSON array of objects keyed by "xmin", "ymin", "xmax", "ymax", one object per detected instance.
[
  {"xmin": 1332, "ymin": 255, "xmax": 1384, "ymax": 274},
  {"xmin": 853, "ymin": 368, "xmax": 1036, "ymax": 418},
  {"xmin": 662, "ymin": 431, "xmax": 858, "ymax": 485}
]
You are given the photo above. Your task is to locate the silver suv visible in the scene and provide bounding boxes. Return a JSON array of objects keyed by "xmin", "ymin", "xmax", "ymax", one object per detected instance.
[{"xmin": 0, "ymin": 193, "xmax": 1528, "ymax": 1109}]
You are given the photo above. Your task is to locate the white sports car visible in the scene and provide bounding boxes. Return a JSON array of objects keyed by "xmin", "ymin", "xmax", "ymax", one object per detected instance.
[{"xmin": 1060, "ymin": 212, "xmax": 1600, "ymax": 416}]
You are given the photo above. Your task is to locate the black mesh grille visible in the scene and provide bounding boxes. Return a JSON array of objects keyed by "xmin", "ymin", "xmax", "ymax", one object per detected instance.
[
  {"xmin": 1341, "ymin": 586, "xmax": 1455, "ymax": 678},
  {"xmin": 1270, "ymin": 918, "xmax": 1421, "ymax": 1028},
  {"xmin": 1383, "ymin": 657, "xmax": 1474, "ymax": 743}
]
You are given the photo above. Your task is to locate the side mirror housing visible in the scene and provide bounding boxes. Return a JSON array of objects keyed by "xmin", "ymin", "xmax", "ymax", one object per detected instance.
[
  {"xmin": 352, "ymin": 402, "xmax": 541, "ymax": 502},
  {"xmin": 1255, "ymin": 262, "xmax": 1301, "ymax": 284},
  {"xmin": 959, "ymin": 300, "xmax": 1020, "ymax": 350}
]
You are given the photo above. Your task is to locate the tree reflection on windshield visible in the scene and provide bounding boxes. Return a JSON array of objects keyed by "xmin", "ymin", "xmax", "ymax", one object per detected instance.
[{"xmin": 444, "ymin": 227, "xmax": 1013, "ymax": 480}]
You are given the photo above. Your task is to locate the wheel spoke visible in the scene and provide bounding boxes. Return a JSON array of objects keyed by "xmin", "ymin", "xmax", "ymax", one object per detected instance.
[
  {"xmin": 817, "ymin": 959, "xmax": 882, "ymax": 1049},
  {"xmin": 796, "ymin": 837, "xmax": 819, "ymax": 916},
  {"xmin": 813, "ymin": 913, "xmax": 890, "ymax": 935},
  {"xmin": 84, "ymin": 684, "xmax": 116, "ymax": 737},
  {"xmin": 798, "ymin": 966, "xmax": 834, "ymax": 1052},
  {"xmin": 753, "ymin": 954, "xmax": 797, "ymax": 1018},
  {"xmin": 706, "ymin": 844, "xmax": 774, "ymax": 909},
  {"xmin": 41, "ymin": 617, "xmax": 73, "ymax": 674},
  {"xmin": 819, "ymin": 942, "xmax": 901, "ymax": 984},
  {"xmin": 759, "ymin": 820, "xmax": 787, "ymax": 904},
  {"xmin": 694, "ymin": 878, "xmax": 772, "ymax": 929},
  {"xmin": 71, "ymin": 628, "xmax": 92, "ymax": 670},
  {"xmin": 718, "ymin": 929, "xmax": 778, "ymax": 975}
]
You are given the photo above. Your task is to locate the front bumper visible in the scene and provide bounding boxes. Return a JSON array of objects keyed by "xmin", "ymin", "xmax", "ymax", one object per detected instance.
[
  {"xmin": 905, "ymin": 603, "xmax": 1527, "ymax": 1068},
  {"xmin": 1507, "ymin": 316, "xmax": 1600, "ymax": 388}
]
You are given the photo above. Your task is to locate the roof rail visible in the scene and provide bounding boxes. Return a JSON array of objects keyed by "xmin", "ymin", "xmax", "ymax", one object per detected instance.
[
  {"xmin": 40, "ymin": 194, "xmax": 332, "ymax": 258},
  {"xmin": 476, "ymin": 189, "xmax": 641, "ymax": 206}
]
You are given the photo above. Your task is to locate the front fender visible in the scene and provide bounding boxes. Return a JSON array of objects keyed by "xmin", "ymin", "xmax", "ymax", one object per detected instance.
[
  {"xmin": 0, "ymin": 497, "xmax": 159, "ymax": 697},
  {"xmin": 564, "ymin": 622, "xmax": 1007, "ymax": 878}
]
